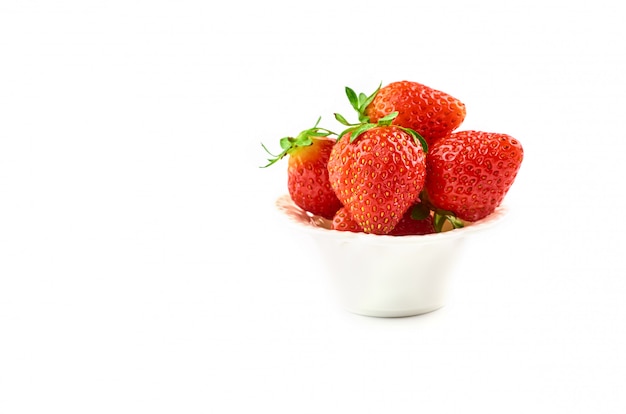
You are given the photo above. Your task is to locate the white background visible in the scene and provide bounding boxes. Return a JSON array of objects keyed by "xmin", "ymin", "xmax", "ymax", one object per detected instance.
[{"xmin": 1, "ymin": 1, "xmax": 625, "ymax": 413}]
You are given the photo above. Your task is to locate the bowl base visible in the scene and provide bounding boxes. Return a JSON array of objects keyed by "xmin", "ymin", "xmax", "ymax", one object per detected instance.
[{"xmin": 343, "ymin": 304, "xmax": 444, "ymax": 318}]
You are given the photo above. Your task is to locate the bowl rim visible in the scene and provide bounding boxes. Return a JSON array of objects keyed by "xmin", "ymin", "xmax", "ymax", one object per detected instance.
[{"xmin": 275, "ymin": 194, "xmax": 509, "ymax": 245}]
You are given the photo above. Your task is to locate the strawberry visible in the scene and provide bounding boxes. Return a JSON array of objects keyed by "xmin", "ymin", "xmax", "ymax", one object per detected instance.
[
  {"xmin": 346, "ymin": 81, "xmax": 466, "ymax": 148},
  {"xmin": 327, "ymin": 112, "xmax": 428, "ymax": 235},
  {"xmin": 332, "ymin": 203, "xmax": 435, "ymax": 236},
  {"xmin": 331, "ymin": 207, "xmax": 363, "ymax": 233},
  {"xmin": 424, "ymin": 130, "xmax": 524, "ymax": 223},
  {"xmin": 389, "ymin": 203, "xmax": 435, "ymax": 236},
  {"xmin": 262, "ymin": 119, "xmax": 343, "ymax": 219}
]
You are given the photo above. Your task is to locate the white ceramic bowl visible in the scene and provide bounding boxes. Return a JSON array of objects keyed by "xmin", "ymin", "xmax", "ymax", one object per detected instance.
[{"xmin": 276, "ymin": 194, "xmax": 508, "ymax": 318}]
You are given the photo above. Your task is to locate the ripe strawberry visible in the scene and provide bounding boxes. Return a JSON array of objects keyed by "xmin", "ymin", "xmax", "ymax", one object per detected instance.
[
  {"xmin": 389, "ymin": 203, "xmax": 435, "ymax": 236},
  {"xmin": 332, "ymin": 203, "xmax": 435, "ymax": 236},
  {"xmin": 331, "ymin": 207, "xmax": 363, "ymax": 233},
  {"xmin": 346, "ymin": 81, "xmax": 466, "ymax": 148},
  {"xmin": 327, "ymin": 113, "xmax": 427, "ymax": 235},
  {"xmin": 262, "ymin": 119, "xmax": 343, "ymax": 219},
  {"xmin": 424, "ymin": 130, "xmax": 524, "ymax": 223}
]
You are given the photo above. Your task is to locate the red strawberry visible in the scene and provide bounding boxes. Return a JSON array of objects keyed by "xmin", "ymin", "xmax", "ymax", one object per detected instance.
[
  {"xmin": 346, "ymin": 81, "xmax": 466, "ymax": 148},
  {"xmin": 327, "ymin": 113, "xmax": 427, "ymax": 235},
  {"xmin": 331, "ymin": 207, "xmax": 363, "ymax": 233},
  {"xmin": 389, "ymin": 204, "xmax": 435, "ymax": 236},
  {"xmin": 425, "ymin": 130, "xmax": 524, "ymax": 223},
  {"xmin": 262, "ymin": 119, "xmax": 343, "ymax": 219},
  {"xmin": 332, "ymin": 203, "xmax": 435, "ymax": 236}
]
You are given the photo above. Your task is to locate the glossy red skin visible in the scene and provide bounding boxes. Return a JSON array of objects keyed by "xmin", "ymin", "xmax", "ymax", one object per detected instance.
[
  {"xmin": 288, "ymin": 137, "xmax": 342, "ymax": 220},
  {"xmin": 327, "ymin": 126, "xmax": 426, "ymax": 235},
  {"xmin": 389, "ymin": 211, "xmax": 435, "ymax": 236},
  {"xmin": 425, "ymin": 130, "xmax": 523, "ymax": 222},
  {"xmin": 331, "ymin": 207, "xmax": 363, "ymax": 233},
  {"xmin": 365, "ymin": 81, "xmax": 466, "ymax": 148},
  {"xmin": 332, "ymin": 205, "xmax": 434, "ymax": 236}
]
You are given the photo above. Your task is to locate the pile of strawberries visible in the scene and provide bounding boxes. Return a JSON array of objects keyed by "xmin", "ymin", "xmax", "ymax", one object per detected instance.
[{"xmin": 263, "ymin": 80, "xmax": 524, "ymax": 236}]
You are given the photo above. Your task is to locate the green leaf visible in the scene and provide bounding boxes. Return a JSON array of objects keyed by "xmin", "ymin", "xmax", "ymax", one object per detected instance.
[
  {"xmin": 260, "ymin": 118, "xmax": 338, "ymax": 168},
  {"xmin": 432, "ymin": 211, "xmax": 465, "ymax": 232},
  {"xmin": 377, "ymin": 111, "xmax": 399, "ymax": 125},
  {"xmin": 260, "ymin": 142, "xmax": 289, "ymax": 168},
  {"xmin": 334, "ymin": 113, "xmax": 352, "ymax": 126},
  {"xmin": 260, "ymin": 142, "xmax": 278, "ymax": 158},
  {"xmin": 358, "ymin": 92, "xmax": 368, "ymax": 108},
  {"xmin": 337, "ymin": 126, "xmax": 355, "ymax": 142},
  {"xmin": 297, "ymin": 135, "xmax": 313, "ymax": 146},
  {"xmin": 279, "ymin": 137, "xmax": 293, "ymax": 150},
  {"xmin": 349, "ymin": 123, "xmax": 376, "ymax": 143},
  {"xmin": 358, "ymin": 113, "xmax": 370, "ymax": 124},
  {"xmin": 404, "ymin": 128, "xmax": 429, "ymax": 153},
  {"xmin": 410, "ymin": 203, "xmax": 431, "ymax": 220},
  {"xmin": 345, "ymin": 87, "xmax": 359, "ymax": 111},
  {"xmin": 308, "ymin": 130, "xmax": 330, "ymax": 137},
  {"xmin": 361, "ymin": 82, "xmax": 381, "ymax": 111},
  {"xmin": 447, "ymin": 215, "xmax": 465, "ymax": 229},
  {"xmin": 312, "ymin": 116, "xmax": 322, "ymax": 128},
  {"xmin": 433, "ymin": 213, "xmax": 447, "ymax": 233},
  {"xmin": 344, "ymin": 83, "xmax": 382, "ymax": 123}
]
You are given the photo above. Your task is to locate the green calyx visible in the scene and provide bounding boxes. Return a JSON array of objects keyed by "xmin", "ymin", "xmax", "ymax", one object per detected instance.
[
  {"xmin": 333, "ymin": 111, "xmax": 428, "ymax": 153},
  {"xmin": 407, "ymin": 199, "xmax": 464, "ymax": 233},
  {"xmin": 409, "ymin": 202, "xmax": 431, "ymax": 221},
  {"xmin": 419, "ymin": 191, "xmax": 465, "ymax": 233},
  {"xmin": 433, "ymin": 210, "xmax": 465, "ymax": 233},
  {"xmin": 345, "ymin": 82, "xmax": 381, "ymax": 123},
  {"xmin": 260, "ymin": 117, "xmax": 336, "ymax": 168},
  {"xmin": 407, "ymin": 193, "xmax": 466, "ymax": 233},
  {"xmin": 337, "ymin": 83, "xmax": 428, "ymax": 152}
]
